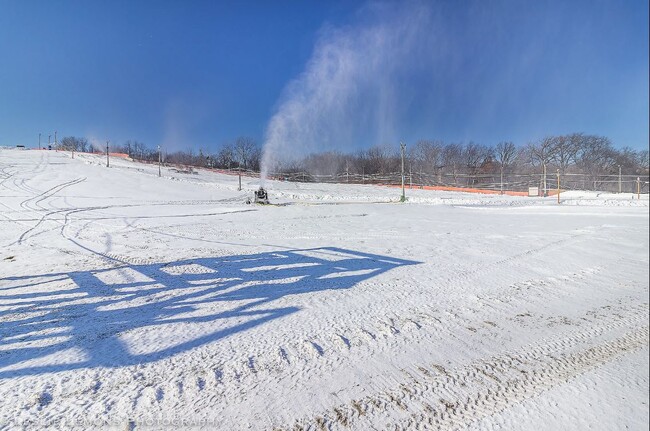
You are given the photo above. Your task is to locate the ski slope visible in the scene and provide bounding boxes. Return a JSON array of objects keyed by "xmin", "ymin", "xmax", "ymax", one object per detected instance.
[{"xmin": 1, "ymin": 149, "xmax": 648, "ymax": 430}]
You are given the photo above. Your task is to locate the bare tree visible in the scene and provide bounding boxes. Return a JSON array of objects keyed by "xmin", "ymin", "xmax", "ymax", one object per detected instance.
[
  {"xmin": 527, "ymin": 137, "xmax": 557, "ymax": 194},
  {"xmin": 234, "ymin": 137, "xmax": 258, "ymax": 171},
  {"xmin": 463, "ymin": 142, "xmax": 491, "ymax": 186},
  {"xmin": 215, "ymin": 144, "xmax": 235, "ymax": 169},
  {"xmin": 574, "ymin": 135, "xmax": 617, "ymax": 190},
  {"xmin": 303, "ymin": 151, "xmax": 346, "ymax": 177},
  {"xmin": 364, "ymin": 145, "xmax": 396, "ymax": 175},
  {"xmin": 553, "ymin": 134, "xmax": 580, "ymax": 175},
  {"xmin": 410, "ymin": 140, "xmax": 443, "ymax": 185},
  {"xmin": 495, "ymin": 141, "xmax": 517, "ymax": 193},
  {"xmin": 59, "ymin": 136, "xmax": 89, "ymax": 152},
  {"xmin": 441, "ymin": 143, "xmax": 463, "ymax": 185},
  {"xmin": 636, "ymin": 150, "xmax": 649, "ymax": 174}
]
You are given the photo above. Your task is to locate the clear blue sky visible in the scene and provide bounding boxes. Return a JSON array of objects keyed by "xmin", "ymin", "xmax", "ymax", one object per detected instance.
[{"xmin": 1, "ymin": 0, "xmax": 648, "ymax": 152}]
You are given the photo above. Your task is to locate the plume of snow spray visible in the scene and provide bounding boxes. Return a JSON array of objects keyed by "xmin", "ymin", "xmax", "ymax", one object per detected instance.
[{"xmin": 261, "ymin": 2, "xmax": 436, "ymax": 182}]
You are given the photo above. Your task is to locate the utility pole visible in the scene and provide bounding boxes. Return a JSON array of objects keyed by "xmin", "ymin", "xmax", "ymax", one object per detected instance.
[
  {"xmin": 106, "ymin": 142, "xmax": 109, "ymax": 167},
  {"xmin": 158, "ymin": 145, "xmax": 161, "ymax": 177},
  {"xmin": 400, "ymin": 142, "xmax": 406, "ymax": 202}
]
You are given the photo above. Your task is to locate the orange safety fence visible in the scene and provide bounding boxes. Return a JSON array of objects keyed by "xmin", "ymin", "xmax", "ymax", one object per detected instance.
[{"xmin": 383, "ymin": 184, "xmax": 530, "ymax": 196}]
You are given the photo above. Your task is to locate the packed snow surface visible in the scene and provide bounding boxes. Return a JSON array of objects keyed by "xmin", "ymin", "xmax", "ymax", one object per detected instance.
[{"xmin": 1, "ymin": 149, "xmax": 648, "ymax": 430}]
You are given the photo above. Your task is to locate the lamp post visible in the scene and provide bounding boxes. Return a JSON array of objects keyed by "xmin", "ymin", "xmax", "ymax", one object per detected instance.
[
  {"xmin": 158, "ymin": 145, "xmax": 161, "ymax": 177},
  {"xmin": 106, "ymin": 142, "xmax": 109, "ymax": 167}
]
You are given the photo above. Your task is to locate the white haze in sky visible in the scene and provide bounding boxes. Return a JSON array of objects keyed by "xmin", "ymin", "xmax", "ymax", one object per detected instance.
[{"xmin": 261, "ymin": 2, "xmax": 438, "ymax": 180}]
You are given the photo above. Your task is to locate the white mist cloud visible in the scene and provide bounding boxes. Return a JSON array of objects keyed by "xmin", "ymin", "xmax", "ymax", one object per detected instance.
[
  {"xmin": 261, "ymin": 1, "xmax": 437, "ymax": 179},
  {"xmin": 161, "ymin": 98, "xmax": 209, "ymax": 152}
]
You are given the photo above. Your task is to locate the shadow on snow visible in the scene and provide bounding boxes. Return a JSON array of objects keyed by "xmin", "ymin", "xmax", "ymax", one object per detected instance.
[{"xmin": 0, "ymin": 247, "xmax": 418, "ymax": 377}]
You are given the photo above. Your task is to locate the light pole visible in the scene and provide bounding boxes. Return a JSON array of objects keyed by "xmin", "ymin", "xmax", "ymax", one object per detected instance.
[
  {"xmin": 158, "ymin": 145, "xmax": 161, "ymax": 177},
  {"xmin": 400, "ymin": 142, "xmax": 406, "ymax": 202},
  {"xmin": 106, "ymin": 142, "xmax": 109, "ymax": 167},
  {"xmin": 48, "ymin": 134, "xmax": 51, "ymax": 149}
]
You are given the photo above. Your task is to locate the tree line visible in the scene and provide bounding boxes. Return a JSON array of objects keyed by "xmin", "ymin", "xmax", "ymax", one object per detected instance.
[
  {"xmin": 56, "ymin": 136, "xmax": 262, "ymax": 171},
  {"xmin": 55, "ymin": 133, "xmax": 648, "ymax": 192}
]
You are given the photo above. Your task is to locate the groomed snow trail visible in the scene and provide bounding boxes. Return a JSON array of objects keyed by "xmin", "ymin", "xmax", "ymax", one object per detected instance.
[{"xmin": 0, "ymin": 149, "xmax": 648, "ymax": 430}]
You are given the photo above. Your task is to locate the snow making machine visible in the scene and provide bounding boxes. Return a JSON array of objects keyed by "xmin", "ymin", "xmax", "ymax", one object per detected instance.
[{"xmin": 254, "ymin": 186, "xmax": 269, "ymax": 204}]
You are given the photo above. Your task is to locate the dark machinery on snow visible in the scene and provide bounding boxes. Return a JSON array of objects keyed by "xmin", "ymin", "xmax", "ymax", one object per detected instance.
[{"xmin": 254, "ymin": 187, "xmax": 269, "ymax": 204}]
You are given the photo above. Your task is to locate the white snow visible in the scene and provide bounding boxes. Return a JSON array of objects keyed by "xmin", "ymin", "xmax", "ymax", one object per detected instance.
[{"xmin": 1, "ymin": 149, "xmax": 648, "ymax": 430}]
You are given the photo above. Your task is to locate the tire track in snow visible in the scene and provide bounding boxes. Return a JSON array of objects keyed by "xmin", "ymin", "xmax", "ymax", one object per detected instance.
[
  {"xmin": 14, "ymin": 177, "xmax": 87, "ymax": 244},
  {"xmin": 287, "ymin": 324, "xmax": 648, "ymax": 431},
  {"xmin": 45, "ymin": 287, "xmax": 645, "ymax": 429}
]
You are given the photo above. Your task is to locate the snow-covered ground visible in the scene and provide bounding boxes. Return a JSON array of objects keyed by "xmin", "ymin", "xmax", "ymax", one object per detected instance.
[{"xmin": 1, "ymin": 149, "xmax": 648, "ymax": 430}]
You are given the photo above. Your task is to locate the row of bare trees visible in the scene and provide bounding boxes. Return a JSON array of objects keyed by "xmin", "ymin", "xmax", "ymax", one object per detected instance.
[
  {"xmin": 56, "ymin": 136, "xmax": 263, "ymax": 171},
  {"xmin": 55, "ymin": 133, "xmax": 648, "ymax": 192},
  {"xmin": 282, "ymin": 135, "xmax": 645, "ymax": 177}
]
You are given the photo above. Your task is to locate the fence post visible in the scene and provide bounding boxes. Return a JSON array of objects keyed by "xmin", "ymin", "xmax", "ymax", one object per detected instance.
[
  {"xmin": 500, "ymin": 165, "xmax": 504, "ymax": 195},
  {"xmin": 618, "ymin": 165, "xmax": 622, "ymax": 193}
]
